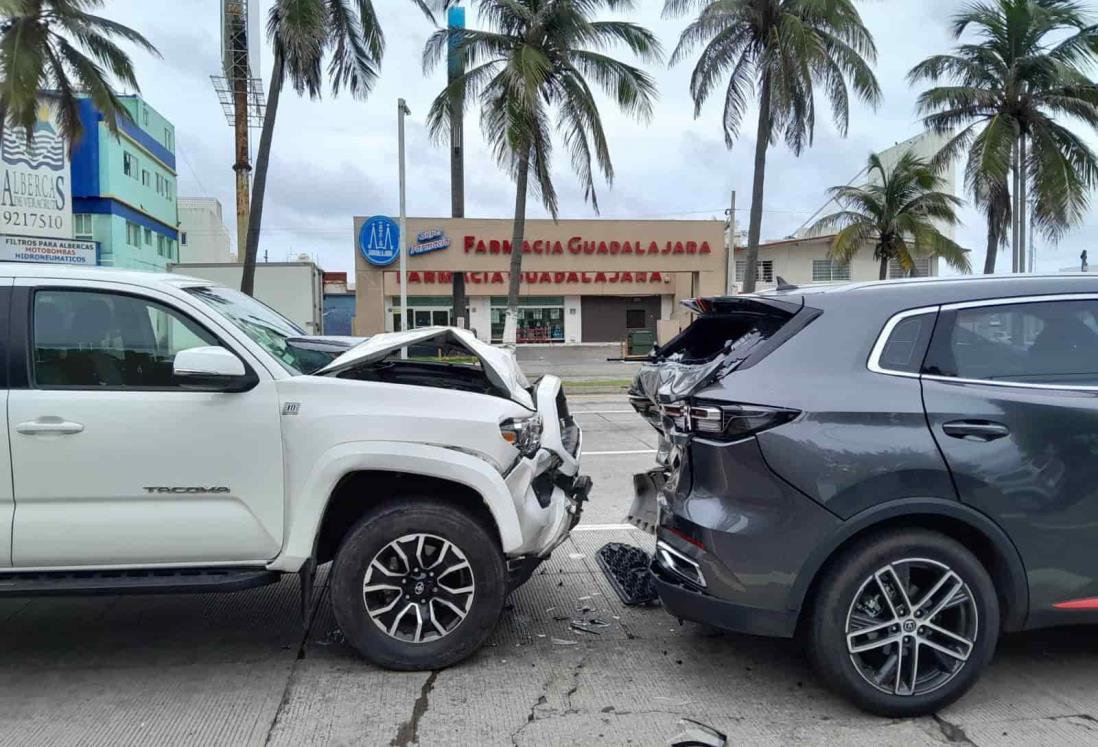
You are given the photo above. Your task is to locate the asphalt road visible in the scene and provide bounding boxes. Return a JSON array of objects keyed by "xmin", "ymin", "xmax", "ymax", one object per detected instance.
[{"xmin": 4, "ymin": 394, "xmax": 1098, "ymax": 746}]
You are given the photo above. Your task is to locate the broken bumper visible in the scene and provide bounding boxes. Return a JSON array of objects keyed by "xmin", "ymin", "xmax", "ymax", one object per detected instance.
[{"xmin": 503, "ymin": 376, "xmax": 591, "ymax": 560}]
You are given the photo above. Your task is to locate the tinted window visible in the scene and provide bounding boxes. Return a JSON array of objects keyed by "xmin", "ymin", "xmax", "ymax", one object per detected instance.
[
  {"xmin": 878, "ymin": 312, "xmax": 936, "ymax": 373},
  {"xmin": 34, "ymin": 290, "xmax": 217, "ymax": 388},
  {"xmin": 924, "ymin": 298, "xmax": 1098, "ymax": 385}
]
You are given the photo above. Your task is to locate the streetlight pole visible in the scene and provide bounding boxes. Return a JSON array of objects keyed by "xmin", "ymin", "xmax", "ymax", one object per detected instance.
[{"xmin": 398, "ymin": 98, "xmax": 410, "ymax": 358}]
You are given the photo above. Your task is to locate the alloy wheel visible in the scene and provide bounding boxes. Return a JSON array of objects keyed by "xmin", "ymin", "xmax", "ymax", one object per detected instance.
[
  {"xmin": 362, "ymin": 533, "xmax": 476, "ymax": 644},
  {"xmin": 845, "ymin": 558, "xmax": 978, "ymax": 697}
]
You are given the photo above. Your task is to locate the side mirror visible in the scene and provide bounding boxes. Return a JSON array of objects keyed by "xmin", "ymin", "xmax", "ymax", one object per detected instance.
[{"xmin": 173, "ymin": 346, "xmax": 258, "ymax": 393}]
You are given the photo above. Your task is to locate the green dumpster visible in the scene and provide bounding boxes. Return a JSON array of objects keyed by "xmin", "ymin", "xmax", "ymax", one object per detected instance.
[{"xmin": 627, "ymin": 329, "xmax": 656, "ymax": 356}]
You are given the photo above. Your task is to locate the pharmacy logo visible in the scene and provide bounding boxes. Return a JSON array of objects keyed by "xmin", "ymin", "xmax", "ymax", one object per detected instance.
[
  {"xmin": 359, "ymin": 216, "xmax": 400, "ymax": 267},
  {"xmin": 2, "ymin": 103, "xmax": 65, "ymax": 172}
]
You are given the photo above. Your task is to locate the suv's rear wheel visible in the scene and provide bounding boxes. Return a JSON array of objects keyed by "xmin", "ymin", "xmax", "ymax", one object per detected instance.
[
  {"xmin": 331, "ymin": 498, "xmax": 506, "ymax": 670},
  {"xmin": 807, "ymin": 529, "xmax": 999, "ymax": 717}
]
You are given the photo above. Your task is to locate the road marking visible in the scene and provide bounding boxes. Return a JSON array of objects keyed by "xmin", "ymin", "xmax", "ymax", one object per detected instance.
[
  {"xmin": 582, "ymin": 449, "xmax": 657, "ymax": 456},
  {"xmin": 573, "ymin": 523, "xmax": 638, "ymax": 532},
  {"xmin": 573, "ymin": 410, "xmax": 635, "ymax": 415}
]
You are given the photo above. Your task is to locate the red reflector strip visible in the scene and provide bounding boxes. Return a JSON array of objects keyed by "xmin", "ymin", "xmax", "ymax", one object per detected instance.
[
  {"xmin": 1053, "ymin": 598, "xmax": 1098, "ymax": 610},
  {"xmin": 668, "ymin": 527, "xmax": 705, "ymax": 551}
]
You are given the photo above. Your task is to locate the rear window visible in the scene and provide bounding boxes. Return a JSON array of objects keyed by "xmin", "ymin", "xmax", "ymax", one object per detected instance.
[{"xmin": 656, "ymin": 306, "xmax": 796, "ymax": 365}]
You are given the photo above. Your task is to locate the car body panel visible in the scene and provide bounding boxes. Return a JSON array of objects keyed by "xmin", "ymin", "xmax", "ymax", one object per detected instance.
[
  {"xmin": 317, "ymin": 326, "xmax": 534, "ymax": 409},
  {"xmin": 923, "ymin": 377, "xmax": 1098, "ymax": 616}
]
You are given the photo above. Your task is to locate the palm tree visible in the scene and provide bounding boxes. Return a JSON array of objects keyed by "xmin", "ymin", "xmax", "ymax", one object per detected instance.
[
  {"xmin": 423, "ymin": 0, "xmax": 661, "ymax": 344},
  {"xmin": 909, "ymin": 0, "xmax": 1098, "ymax": 274},
  {"xmin": 241, "ymin": 0, "xmax": 387, "ymax": 296},
  {"xmin": 665, "ymin": 0, "xmax": 881, "ymax": 293},
  {"xmin": 0, "ymin": 0, "xmax": 158, "ymax": 145},
  {"xmin": 808, "ymin": 151, "xmax": 971, "ymax": 280}
]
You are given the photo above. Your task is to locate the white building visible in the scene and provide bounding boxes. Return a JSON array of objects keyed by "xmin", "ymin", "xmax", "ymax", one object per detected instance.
[
  {"xmin": 178, "ymin": 197, "xmax": 234, "ymax": 263},
  {"xmin": 735, "ymin": 130, "xmax": 957, "ymax": 290}
]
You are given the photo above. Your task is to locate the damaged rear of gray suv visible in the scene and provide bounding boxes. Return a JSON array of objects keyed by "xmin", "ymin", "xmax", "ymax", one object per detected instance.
[{"xmin": 630, "ymin": 277, "xmax": 1098, "ymax": 717}]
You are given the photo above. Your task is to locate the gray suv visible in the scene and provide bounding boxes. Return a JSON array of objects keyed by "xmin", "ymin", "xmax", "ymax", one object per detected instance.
[{"xmin": 629, "ymin": 275, "xmax": 1098, "ymax": 717}]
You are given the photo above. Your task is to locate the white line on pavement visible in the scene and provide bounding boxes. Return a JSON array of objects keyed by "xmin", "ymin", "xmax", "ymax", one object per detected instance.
[
  {"xmin": 572, "ymin": 410, "xmax": 635, "ymax": 415},
  {"xmin": 573, "ymin": 523, "xmax": 638, "ymax": 532},
  {"xmin": 582, "ymin": 449, "xmax": 657, "ymax": 456}
]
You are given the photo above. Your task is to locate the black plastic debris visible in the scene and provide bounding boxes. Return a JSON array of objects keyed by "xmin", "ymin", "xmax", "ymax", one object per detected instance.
[
  {"xmin": 669, "ymin": 719, "xmax": 727, "ymax": 747},
  {"xmin": 596, "ymin": 542, "xmax": 658, "ymax": 606}
]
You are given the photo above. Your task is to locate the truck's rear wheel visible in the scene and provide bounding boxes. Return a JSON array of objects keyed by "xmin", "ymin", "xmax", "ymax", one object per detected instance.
[{"xmin": 331, "ymin": 498, "xmax": 506, "ymax": 670}]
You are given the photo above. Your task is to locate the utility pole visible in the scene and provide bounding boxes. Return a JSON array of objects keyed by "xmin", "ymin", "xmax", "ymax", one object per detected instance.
[
  {"xmin": 448, "ymin": 4, "xmax": 467, "ymax": 329},
  {"xmin": 398, "ymin": 98, "xmax": 411, "ymax": 358},
  {"xmin": 726, "ymin": 190, "xmax": 737, "ymax": 295}
]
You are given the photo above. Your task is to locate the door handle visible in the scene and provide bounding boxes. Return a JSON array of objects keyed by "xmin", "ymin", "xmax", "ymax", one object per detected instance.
[
  {"xmin": 16, "ymin": 417, "xmax": 85, "ymax": 436},
  {"xmin": 942, "ymin": 420, "xmax": 1010, "ymax": 442}
]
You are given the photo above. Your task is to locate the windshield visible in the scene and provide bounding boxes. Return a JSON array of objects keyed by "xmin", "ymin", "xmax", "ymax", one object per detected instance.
[{"xmin": 186, "ymin": 286, "xmax": 318, "ymax": 374}]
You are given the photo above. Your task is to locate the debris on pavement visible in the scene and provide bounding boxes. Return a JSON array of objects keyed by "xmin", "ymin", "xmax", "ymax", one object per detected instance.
[
  {"xmin": 668, "ymin": 718, "xmax": 727, "ymax": 747},
  {"xmin": 596, "ymin": 542, "xmax": 659, "ymax": 605}
]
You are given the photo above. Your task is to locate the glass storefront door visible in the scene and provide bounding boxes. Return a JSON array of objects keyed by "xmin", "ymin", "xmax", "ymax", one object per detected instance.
[
  {"xmin": 490, "ymin": 297, "xmax": 565, "ymax": 343},
  {"xmin": 389, "ymin": 297, "xmax": 457, "ymax": 332}
]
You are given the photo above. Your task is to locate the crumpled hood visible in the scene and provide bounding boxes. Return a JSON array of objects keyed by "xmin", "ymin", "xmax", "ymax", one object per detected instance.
[{"xmin": 316, "ymin": 326, "xmax": 534, "ymax": 409}]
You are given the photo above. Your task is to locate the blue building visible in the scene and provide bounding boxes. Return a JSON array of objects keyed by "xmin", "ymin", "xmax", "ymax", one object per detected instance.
[{"xmin": 70, "ymin": 95, "xmax": 179, "ymax": 271}]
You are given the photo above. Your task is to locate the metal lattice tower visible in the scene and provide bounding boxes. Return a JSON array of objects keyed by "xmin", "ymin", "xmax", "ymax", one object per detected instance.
[
  {"xmin": 210, "ymin": 0, "xmax": 264, "ymax": 127},
  {"xmin": 210, "ymin": 0, "xmax": 264, "ymax": 259}
]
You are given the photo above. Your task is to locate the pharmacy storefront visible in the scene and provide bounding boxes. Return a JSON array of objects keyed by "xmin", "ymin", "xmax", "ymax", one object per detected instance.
[{"xmin": 354, "ymin": 217, "xmax": 727, "ymax": 344}]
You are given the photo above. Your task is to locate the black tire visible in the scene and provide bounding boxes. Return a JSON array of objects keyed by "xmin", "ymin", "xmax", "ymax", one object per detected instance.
[
  {"xmin": 331, "ymin": 497, "xmax": 507, "ymax": 671},
  {"xmin": 807, "ymin": 529, "xmax": 999, "ymax": 717}
]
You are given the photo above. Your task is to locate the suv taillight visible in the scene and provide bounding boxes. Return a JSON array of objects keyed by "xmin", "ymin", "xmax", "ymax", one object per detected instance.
[{"xmin": 660, "ymin": 400, "xmax": 798, "ymax": 440}]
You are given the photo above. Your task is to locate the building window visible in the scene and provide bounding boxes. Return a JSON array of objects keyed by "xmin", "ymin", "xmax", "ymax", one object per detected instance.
[
  {"xmin": 888, "ymin": 257, "xmax": 932, "ymax": 278},
  {"xmin": 157, "ymin": 234, "xmax": 167, "ymax": 257},
  {"xmin": 123, "ymin": 152, "xmax": 138, "ymax": 178},
  {"xmin": 735, "ymin": 260, "xmax": 775, "ymax": 284},
  {"xmin": 166, "ymin": 179, "xmax": 173, "ymax": 200},
  {"xmin": 141, "ymin": 170, "xmax": 150, "ymax": 187},
  {"xmin": 143, "ymin": 227, "xmax": 152, "ymax": 245},
  {"xmin": 125, "ymin": 221, "xmax": 140, "ymax": 246},
  {"xmin": 155, "ymin": 173, "xmax": 164, "ymax": 196},
  {"xmin": 143, "ymin": 108, "xmax": 149, "ymax": 127},
  {"xmin": 164, "ymin": 128, "xmax": 173, "ymax": 150},
  {"xmin": 489, "ymin": 297, "xmax": 565, "ymax": 343},
  {"xmin": 181, "ymin": 231, "xmax": 188, "ymax": 246},
  {"xmin": 73, "ymin": 214, "xmax": 93, "ymax": 238},
  {"xmin": 812, "ymin": 259, "xmax": 851, "ymax": 282}
]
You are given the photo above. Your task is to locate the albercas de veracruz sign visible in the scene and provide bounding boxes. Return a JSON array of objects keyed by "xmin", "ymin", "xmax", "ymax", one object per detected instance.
[{"xmin": 0, "ymin": 101, "xmax": 72, "ymax": 239}]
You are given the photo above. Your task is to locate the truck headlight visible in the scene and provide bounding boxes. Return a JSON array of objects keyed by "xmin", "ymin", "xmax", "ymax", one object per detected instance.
[{"xmin": 500, "ymin": 414, "xmax": 543, "ymax": 457}]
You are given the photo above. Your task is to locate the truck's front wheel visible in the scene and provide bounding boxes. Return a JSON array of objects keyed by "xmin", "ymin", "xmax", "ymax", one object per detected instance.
[{"xmin": 331, "ymin": 498, "xmax": 507, "ymax": 670}]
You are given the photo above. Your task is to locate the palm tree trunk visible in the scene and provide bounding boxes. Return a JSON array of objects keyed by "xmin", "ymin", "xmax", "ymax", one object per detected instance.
[
  {"xmin": 742, "ymin": 73, "xmax": 773, "ymax": 295},
  {"xmin": 878, "ymin": 255, "xmax": 888, "ymax": 280},
  {"xmin": 983, "ymin": 217, "xmax": 1000, "ymax": 274},
  {"xmin": 1011, "ymin": 138, "xmax": 1020, "ymax": 273},
  {"xmin": 1018, "ymin": 133, "xmax": 1027, "ymax": 273},
  {"xmin": 502, "ymin": 149, "xmax": 530, "ymax": 346},
  {"xmin": 241, "ymin": 46, "xmax": 285, "ymax": 297}
]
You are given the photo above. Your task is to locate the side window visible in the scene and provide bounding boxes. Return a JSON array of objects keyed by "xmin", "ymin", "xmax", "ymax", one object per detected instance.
[
  {"xmin": 876, "ymin": 311, "xmax": 937, "ymax": 374},
  {"xmin": 924, "ymin": 299, "xmax": 1098, "ymax": 386},
  {"xmin": 33, "ymin": 290, "xmax": 218, "ymax": 389}
]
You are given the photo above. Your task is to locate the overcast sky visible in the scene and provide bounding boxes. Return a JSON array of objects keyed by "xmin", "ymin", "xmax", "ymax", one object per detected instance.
[{"xmin": 104, "ymin": 0, "xmax": 1096, "ymax": 276}]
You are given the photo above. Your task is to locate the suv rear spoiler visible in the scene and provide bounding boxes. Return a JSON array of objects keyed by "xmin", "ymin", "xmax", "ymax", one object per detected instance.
[{"xmin": 681, "ymin": 295, "xmax": 804, "ymax": 316}]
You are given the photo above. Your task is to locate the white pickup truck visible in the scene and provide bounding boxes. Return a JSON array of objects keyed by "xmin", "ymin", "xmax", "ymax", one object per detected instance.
[{"xmin": 0, "ymin": 264, "xmax": 588, "ymax": 669}]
